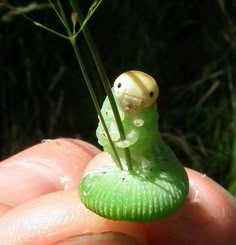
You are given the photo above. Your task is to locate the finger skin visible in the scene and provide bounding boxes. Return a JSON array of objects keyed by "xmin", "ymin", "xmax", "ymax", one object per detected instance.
[
  {"xmin": 0, "ymin": 138, "xmax": 100, "ymax": 205},
  {"xmin": 0, "ymin": 203, "xmax": 12, "ymax": 217},
  {"xmin": 0, "ymin": 141, "xmax": 236, "ymax": 244},
  {"xmin": 0, "ymin": 191, "xmax": 146, "ymax": 245}
]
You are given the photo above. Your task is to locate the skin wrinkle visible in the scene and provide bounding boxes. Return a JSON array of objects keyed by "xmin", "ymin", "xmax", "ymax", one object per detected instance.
[
  {"xmin": 2, "ymin": 161, "xmax": 63, "ymax": 186},
  {"xmin": 1, "ymin": 160, "xmax": 65, "ymax": 191},
  {"xmin": 14, "ymin": 195, "xmax": 65, "ymax": 243},
  {"xmin": 0, "ymin": 200, "xmax": 16, "ymax": 206},
  {"xmin": 0, "ymin": 203, "xmax": 15, "ymax": 217},
  {"xmin": 1, "ymin": 156, "xmax": 63, "ymax": 179},
  {"xmin": 1, "ymin": 158, "xmax": 39, "ymax": 168}
]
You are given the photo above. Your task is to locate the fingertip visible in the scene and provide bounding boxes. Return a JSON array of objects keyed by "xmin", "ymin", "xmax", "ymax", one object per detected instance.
[{"xmin": 0, "ymin": 138, "xmax": 100, "ymax": 204}]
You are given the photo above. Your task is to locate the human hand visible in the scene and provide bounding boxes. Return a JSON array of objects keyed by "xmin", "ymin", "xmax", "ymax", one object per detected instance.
[{"xmin": 0, "ymin": 138, "xmax": 235, "ymax": 245}]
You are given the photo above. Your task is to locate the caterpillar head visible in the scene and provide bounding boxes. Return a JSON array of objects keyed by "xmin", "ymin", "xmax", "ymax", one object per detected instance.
[{"xmin": 113, "ymin": 70, "xmax": 159, "ymax": 114}]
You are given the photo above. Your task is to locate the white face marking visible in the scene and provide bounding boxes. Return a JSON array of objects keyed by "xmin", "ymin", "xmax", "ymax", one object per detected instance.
[{"xmin": 113, "ymin": 70, "xmax": 159, "ymax": 114}]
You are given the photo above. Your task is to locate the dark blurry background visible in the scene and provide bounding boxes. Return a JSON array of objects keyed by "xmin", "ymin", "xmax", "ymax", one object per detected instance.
[{"xmin": 0, "ymin": 0, "xmax": 236, "ymax": 193}]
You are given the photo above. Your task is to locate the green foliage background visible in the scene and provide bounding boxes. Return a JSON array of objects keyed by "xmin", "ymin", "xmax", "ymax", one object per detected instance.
[{"xmin": 1, "ymin": 0, "xmax": 236, "ymax": 192}]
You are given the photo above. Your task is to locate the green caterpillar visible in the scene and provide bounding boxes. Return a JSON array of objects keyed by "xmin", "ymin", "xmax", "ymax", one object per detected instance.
[{"xmin": 79, "ymin": 70, "xmax": 189, "ymax": 222}]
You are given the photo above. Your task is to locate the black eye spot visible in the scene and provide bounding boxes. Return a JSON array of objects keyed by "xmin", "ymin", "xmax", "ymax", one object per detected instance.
[
  {"xmin": 149, "ymin": 91, "xmax": 154, "ymax": 97},
  {"xmin": 117, "ymin": 83, "xmax": 122, "ymax": 88}
]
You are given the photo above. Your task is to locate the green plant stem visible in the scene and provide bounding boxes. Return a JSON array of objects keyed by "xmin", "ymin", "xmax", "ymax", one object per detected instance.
[
  {"xmin": 55, "ymin": 0, "xmax": 71, "ymax": 31},
  {"xmin": 71, "ymin": 41, "xmax": 123, "ymax": 170},
  {"xmin": 55, "ymin": 0, "xmax": 123, "ymax": 170},
  {"xmin": 69, "ymin": 0, "xmax": 133, "ymax": 170}
]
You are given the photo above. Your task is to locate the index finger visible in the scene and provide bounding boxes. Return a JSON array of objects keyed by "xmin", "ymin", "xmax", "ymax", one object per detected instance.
[{"xmin": 0, "ymin": 138, "xmax": 100, "ymax": 207}]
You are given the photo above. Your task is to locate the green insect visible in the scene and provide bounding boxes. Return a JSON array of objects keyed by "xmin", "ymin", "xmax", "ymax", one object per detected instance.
[{"xmin": 79, "ymin": 70, "xmax": 189, "ymax": 222}]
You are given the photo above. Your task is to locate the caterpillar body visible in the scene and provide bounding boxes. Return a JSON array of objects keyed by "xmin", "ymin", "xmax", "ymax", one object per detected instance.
[{"xmin": 79, "ymin": 70, "xmax": 189, "ymax": 222}]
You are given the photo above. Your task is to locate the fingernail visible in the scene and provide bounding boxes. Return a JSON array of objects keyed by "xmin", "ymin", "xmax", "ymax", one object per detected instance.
[{"xmin": 54, "ymin": 232, "xmax": 138, "ymax": 245}]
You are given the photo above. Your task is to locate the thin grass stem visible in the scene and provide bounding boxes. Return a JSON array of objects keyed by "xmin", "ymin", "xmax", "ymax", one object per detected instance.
[
  {"xmin": 69, "ymin": 0, "xmax": 133, "ymax": 170},
  {"xmin": 74, "ymin": 0, "xmax": 103, "ymax": 38},
  {"xmin": 55, "ymin": 0, "xmax": 72, "ymax": 35},
  {"xmin": 71, "ymin": 41, "xmax": 123, "ymax": 170},
  {"xmin": 49, "ymin": 0, "xmax": 67, "ymax": 30},
  {"xmin": 55, "ymin": 0, "xmax": 123, "ymax": 170},
  {"xmin": 33, "ymin": 21, "xmax": 69, "ymax": 39}
]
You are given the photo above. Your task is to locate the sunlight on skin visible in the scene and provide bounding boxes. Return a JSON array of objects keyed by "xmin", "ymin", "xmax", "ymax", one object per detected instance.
[{"xmin": 0, "ymin": 139, "xmax": 235, "ymax": 245}]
